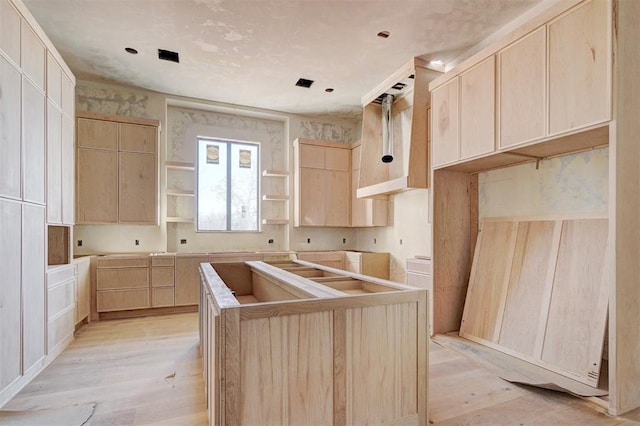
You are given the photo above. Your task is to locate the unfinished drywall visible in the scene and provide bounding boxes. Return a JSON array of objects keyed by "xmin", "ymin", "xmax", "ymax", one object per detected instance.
[
  {"xmin": 356, "ymin": 189, "xmax": 430, "ymax": 282},
  {"xmin": 478, "ymin": 148, "xmax": 608, "ymax": 218}
]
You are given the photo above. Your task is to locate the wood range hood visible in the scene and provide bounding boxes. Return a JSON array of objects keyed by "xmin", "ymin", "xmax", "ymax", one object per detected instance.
[{"xmin": 357, "ymin": 58, "xmax": 442, "ymax": 198}]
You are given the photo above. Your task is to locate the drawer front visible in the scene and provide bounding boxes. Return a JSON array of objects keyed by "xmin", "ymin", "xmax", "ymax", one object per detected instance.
[
  {"xmin": 406, "ymin": 258, "xmax": 432, "ymax": 275},
  {"xmin": 97, "ymin": 268, "xmax": 149, "ymax": 290},
  {"xmin": 344, "ymin": 252, "xmax": 362, "ymax": 263},
  {"xmin": 407, "ymin": 272, "xmax": 433, "ymax": 290},
  {"xmin": 96, "ymin": 256, "xmax": 149, "ymax": 268},
  {"xmin": 48, "ymin": 307, "xmax": 74, "ymax": 352},
  {"xmin": 97, "ymin": 289, "xmax": 149, "ymax": 312},
  {"xmin": 151, "ymin": 267, "xmax": 175, "ymax": 287},
  {"xmin": 47, "ymin": 265, "xmax": 75, "ymax": 287},
  {"xmin": 152, "ymin": 287, "xmax": 175, "ymax": 308},
  {"xmin": 151, "ymin": 256, "xmax": 175, "ymax": 267},
  {"xmin": 48, "ymin": 278, "xmax": 75, "ymax": 319}
]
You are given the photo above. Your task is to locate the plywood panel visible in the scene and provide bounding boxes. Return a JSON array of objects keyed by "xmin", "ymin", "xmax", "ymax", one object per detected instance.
[
  {"xmin": 499, "ymin": 27, "xmax": 546, "ymax": 148},
  {"xmin": 119, "ymin": 123, "xmax": 157, "ymax": 154},
  {"xmin": 298, "ymin": 167, "xmax": 325, "ymax": 226},
  {"xmin": 240, "ymin": 313, "xmax": 334, "ymax": 425},
  {"xmin": 46, "ymin": 102, "xmax": 62, "ymax": 223},
  {"xmin": 325, "ymin": 146, "xmax": 350, "ymax": 171},
  {"xmin": 22, "ymin": 78, "xmax": 46, "ymax": 204},
  {"xmin": 346, "ymin": 303, "xmax": 418, "ymax": 423},
  {"xmin": 431, "ymin": 77, "xmax": 459, "ymax": 167},
  {"xmin": 0, "ymin": 0, "xmax": 21, "ymax": 65},
  {"xmin": 541, "ymin": 219, "xmax": 608, "ymax": 385},
  {"xmin": 298, "ymin": 143, "xmax": 325, "ymax": 169},
  {"xmin": 548, "ymin": 0, "xmax": 610, "ymax": 135},
  {"xmin": 460, "ymin": 221, "xmax": 517, "ymax": 341},
  {"xmin": 118, "ymin": 152, "xmax": 157, "ymax": 224},
  {"xmin": 324, "ymin": 170, "xmax": 350, "ymax": 227},
  {"xmin": 76, "ymin": 148, "xmax": 117, "ymax": 223},
  {"xmin": 20, "ymin": 24, "xmax": 44, "ymax": 91},
  {"xmin": 498, "ymin": 221, "xmax": 558, "ymax": 356},
  {"xmin": 0, "ymin": 199, "xmax": 22, "ymax": 389},
  {"xmin": 76, "ymin": 118, "xmax": 117, "ymax": 150},
  {"xmin": 0, "ymin": 56, "xmax": 22, "ymax": 199},
  {"xmin": 460, "ymin": 56, "xmax": 495, "ymax": 160},
  {"xmin": 175, "ymin": 256, "xmax": 207, "ymax": 306},
  {"xmin": 22, "ymin": 204, "xmax": 46, "ymax": 371},
  {"xmin": 61, "ymin": 116, "xmax": 75, "ymax": 225}
]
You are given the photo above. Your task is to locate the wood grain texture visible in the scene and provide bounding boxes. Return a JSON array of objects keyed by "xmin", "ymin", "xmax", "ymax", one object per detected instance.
[
  {"xmin": 76, "ymin": 118, "xmax": 117, "ymax": 150},
  {"xmin": 76, "ymin": 148, "xmax": 118, "ymax": 223},
  {"xmin": 0, "ymin": 56, "xmax": 22, "ymax": 200},
  {"xmin": 175, "ymin": 256, "xmax": 208, "ymax": 306},
  {"xmin": 324, "ymin": 170, "xmax": 350, "ymax": 226},
  {"xmin": 499, "ymin": 27, "xmax": 546, "ymax": 148},
  {"xmin": 118, "ymin": 152, "xmax": 157, "ymax": 224},
  {"xmin": 151, "ymin": 267, "xmax": 174, "ymax": 287},
  {"xmin": 0, "ymin": 199, "xmax": 22, "ymax": 389},
  {"xmin": 460, "ymin": 221, "xmax": 517, "ymax": 342},
  {"xmin": 460, "ymin": 56, "xmax": 496, "ymax": 160},
  {"xmin": 297, "ymin": 167, "xmax": 325, "ymax": 226},
  {"xmin": 151, "ymin": 287, "xmax": 175, "ymax": 307},
  {"xmin": 97, "ymin": 268, "xmax": 148, "ymax": 290},
  {"xmin": 0, "ymin": 0, "xmax": 21, "ymax": 65},
  {"xmin": 21, "ymin": 205, "xmax": 46, "ymax": 373},
  {"xmin": 97, "ymin": 289, "xmax": 149, "ymax": 312},
  {"xmin": 431, "ymin": 77, "xmax": 459, "ymax": 168},
  {"xmin": 119, "ymin": 123, "xmax": 157, "ymax": 154},
  {"xmin": 548, "ymin": 0, "xmax": 610, "ymax": 135},
  {"xmin": 46, "ymin": 102, "xmax": 62, "ymax": 223},
  {"xmin": 22, "ymin": 78, "xmax": 46, "ymax": 204},
  {"xmin": 20, "ymin": 24, "xmax": 44, "ymax": 91},
  {"xmin": 541, "ymin": 219, "xmax": 609, "ymax": 386},
  {"xmin": 324, "ymin": 146, "xmax": 350, "ymax": 171}
]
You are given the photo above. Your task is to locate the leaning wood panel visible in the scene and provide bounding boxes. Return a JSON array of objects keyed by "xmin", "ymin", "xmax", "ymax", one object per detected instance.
[
  {"xmin": 460, "ymin": 221, "xmax": 517, "ymax": 342},
  {"xmin": 498, "ymin": 220, "xmax": 559, "ymax": 356},
  {"xmin": 541, "ymin": 219, "xmax": 609, "ymax": 386}
]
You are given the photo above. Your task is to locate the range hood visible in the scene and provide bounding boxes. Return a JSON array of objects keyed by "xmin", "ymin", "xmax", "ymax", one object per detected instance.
[{"xmin": 357, "ymin": 58, "xmax": 442, "ymax": 198}]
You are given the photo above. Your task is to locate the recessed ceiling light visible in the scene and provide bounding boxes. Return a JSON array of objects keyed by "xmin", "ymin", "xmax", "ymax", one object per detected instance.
[
  {"xmin": 377, "ymin": 31, "xmax": 390, "ymax": 39},
  {"xmin": 125, "ymin": 47, "xmax": 138, "ymax": 54},
  {"xmin": 325, "ymin": 88, "xmax": 334, "ymax": 93},
  {"xmin": 295, "ymin": 78, "xmax": 314, "ymax": 88}
]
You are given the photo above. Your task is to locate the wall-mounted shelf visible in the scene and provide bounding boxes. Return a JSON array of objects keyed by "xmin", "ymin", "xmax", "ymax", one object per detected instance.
[
  {"xmin": 262, "ymin": 170, "xmax": 289, "ymax": 177},
  {"xmin": 262, "ymin": 194, "xmax": 289, "ymax": 201},
  {"xmin": 167, "ymin": 189, "xmax": 195, "ymax": 197},
  {"xmin": 262, "ymin": 219, "xmax": 289, "ymax": 225},
  {"xmin": 166, "ymin": 216, "xmax": 194, "ymax": 223},
  {"xmin": 166, "ymin": 161, "xmax": 195, "ymax": 171}
]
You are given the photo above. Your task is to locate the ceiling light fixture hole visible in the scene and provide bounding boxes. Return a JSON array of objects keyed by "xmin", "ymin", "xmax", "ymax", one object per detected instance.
[
  {"xmin": 325, "ymin": 88, "xmax": 334, "ymax": 93},
  {"xmin": 125, "ymin": 47, "xmax": 138, "ymax": 54},
  {"xmin": 377, "ymin": 31, "xmax": 390, "ymax": 39}
]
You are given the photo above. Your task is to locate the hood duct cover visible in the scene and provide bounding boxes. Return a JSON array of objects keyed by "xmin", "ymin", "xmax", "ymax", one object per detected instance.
[{"xmin": 381, "ymin": 94, "xmax": 394, "ymax": 163}]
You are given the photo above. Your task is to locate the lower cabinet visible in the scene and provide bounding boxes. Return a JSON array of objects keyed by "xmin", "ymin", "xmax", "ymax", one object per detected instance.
[
  {"xmin": 47, "ymin": 264, "xmax": 76, "ymax": 355},
  {"xmin": 344, "ymin": 251, "xmax": 390, "ymax": 280},
  {"xmin": 73, "ymin": 256, "xmax": 91, "ymax": 325},
  {"xmin": 151, "ymin": 255, "xmax": 175, "ymax": 308},
  {"xmin": 96, "ymin": 256, "xmax": 149, "ymax": 312},
  {"xmin": 406, "ymin": 257, "xmax": 433, "ymax": 336},
  {"xmin": 296, "ymin": 251, "xmax": 345, "ymax": 269},
  {"xmin": 175, "ymin": 255, "xmax": 208, "ymax": 306}
]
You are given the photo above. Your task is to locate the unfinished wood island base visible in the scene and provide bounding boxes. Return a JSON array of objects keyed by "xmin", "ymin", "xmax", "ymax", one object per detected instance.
[{"xmin": 199, "ymin": 260, "xmax": 428, "ymax": 425}]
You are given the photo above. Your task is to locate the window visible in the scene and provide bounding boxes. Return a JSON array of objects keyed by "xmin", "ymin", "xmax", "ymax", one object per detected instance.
[{"xmin": 196, "ymin": 138, "xmax": 259, "ymax": 231}]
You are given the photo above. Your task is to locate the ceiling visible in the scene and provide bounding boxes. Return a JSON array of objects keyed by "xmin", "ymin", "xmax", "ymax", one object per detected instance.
[{"xmin": 23, "ymin": 0, "xmax": 541, "ymax": 119}]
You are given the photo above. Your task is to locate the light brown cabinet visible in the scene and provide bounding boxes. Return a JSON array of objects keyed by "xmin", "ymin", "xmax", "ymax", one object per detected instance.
[
  {"xmin": 406, "ymin": 257, "xmax": 433, "ymax": 336},
  {"xmin": 175, "ymin": 255, "xmax": 208, "ymax": 306},
  {"xmin": 460, "ymin": 56, "xmax": 495, "ymax": 160},
  {"xmin": 294, "ymin": 139, "xmax": 350, "ymax": 227},
  {"xmin": 431, "ymin": 77, "xmax": 459, "ymax": 168},
  {"xmin": 344, "ymin": 251, "xmax": 390, "ymax": 280},
  {"xmin": 351, "ymin": 142, "xmax": 387, "ymax": 227},
  {"xmin": 151, "ymin": 255, "xmax": 175, "ymax": 308},
  {"xmin": 96, "ymin": 256, "xmax": 150, "ymax": 312},
  {"xmin": 296, "ymin": 251, "xmax": 345, "ymax": 269},
  {"xmin": 76, "ymin": 112, "xmax": 159, "ymax": 225}
]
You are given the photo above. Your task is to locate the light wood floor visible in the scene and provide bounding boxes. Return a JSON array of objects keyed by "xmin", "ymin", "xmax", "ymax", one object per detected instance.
[{"xmin": 3, "ymin": 313, "xmax": 640, "ymax": 425}]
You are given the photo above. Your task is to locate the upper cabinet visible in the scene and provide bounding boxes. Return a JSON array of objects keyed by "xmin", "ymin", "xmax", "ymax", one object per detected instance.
[
  {"xmin": 294, "ymin": 139, "xmax": 350, "ymax": 227},
  {"xmin": 351, "ymin": 142, "xmax": 387, "ymax": 227},
  {"xmin": 358, "ymin": 58, "xmax": 442, "ymax": 197},
  {"xmin": 76, "ymin": 112, "xmax": 159, "ymax": 225},
  {"xmin": 430, "ymin": 0, "xmax": 611, "ymax": 172}
]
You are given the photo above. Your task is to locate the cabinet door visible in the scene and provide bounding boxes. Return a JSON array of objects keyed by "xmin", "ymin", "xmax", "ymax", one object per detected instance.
[
  {"xmin": 61, "ymin": 73, "xmax": 74, "ymax": 118},
  {"xmin": 21, "ymin": 24, "xmax": 44, "ymax": 91},
  {"xmin": 0, "ymin": 199, "xmax": 21, "ymax": 389},
  {"xmin": 325, "ymin": 147, "xmax": 350, "ymax": 171},
  {"xmin": 0, "ymin": 0, "xmax": 21, "ymax": 65},
  {"xmin": 324, "ymin": 170, "xmax": 350, "ymax": 227},
  {"xmin": 46, "ymin": 53, "xmax": 62, "ymax": 108},
  {"xmin": 47, "ymin": 102, "xmax": 62, "ymax": 224},
  {"xmin": 351, "ymin": 169, "xmax": 365, "ymax": 227},
  {"xmin": 76, "ymin": 118, "xmax": 118, "ymax": 150},
  {"xmin": 431, "ymin": 78, "xmax": 459, "ymax": 167},
  {"xmin": 460, "ymin": 56, "xmax": 495, "ymax": 160},
  {"xmin": 298, "ymin": 144, "xmax": 325, "ymax": 169},
  {"xmin": 119, "ymin": 123, "xmax": 157, "ymax": 154},
  {"xmin": 76, "ymin": 148, "xmax": 118, "ymax": 223},
  {"xmin": 61, "ymin": 117, "xmax": 75, "ymax": 225},
  {"xmin": 118, "ymin": 152, "xmax": 157, "ymax": 224},
  {"xmin": 499, "ymin": 27, "xmax": 546, "ymax": 148},
  {"xmin": 175, "ymin": 256, "xmax": 207, "ymax": 306},
  {"xmin": 0, "ymin": 56, "xmax": 21, "ymax": 199},
  {"xmin": 298, "ymin": 167, "xmax": 325, "ymax": 226},
  {"xmin": 548, "ymin": 0, "xmax": 610, "ymax": 135},
  {"xmin": 22, "ymin": 204, "xmax": 46, "ymax": 371},
  {"xmin": 75, "ymin": 259, "xmax": 90, "ymax": 324},
  {"xmin": 23, "ymin": 78, "xmax": 46, "ymax": 204}
]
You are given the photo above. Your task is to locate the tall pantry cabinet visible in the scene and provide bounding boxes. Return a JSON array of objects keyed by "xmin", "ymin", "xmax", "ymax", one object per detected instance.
[{"xmin": 0, "ymin": 0, "xmax": 76, "ymax": 407}]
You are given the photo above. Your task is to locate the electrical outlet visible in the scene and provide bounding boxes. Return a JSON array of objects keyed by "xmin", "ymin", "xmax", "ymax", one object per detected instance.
[
  {"xmin": 342, "ymin": 238, "xmax": 346, "ymax": 244},
  {"xmin": 400, "ymin": 239, "xmax": 403, "ymax": 245},
  {"xmin": 268, "ymin": 239, "xmax": 274, "ymax": 244},
  {"xmin": 77, "ymin": 240, "xmax": 83, "ymax": 247},
  {"xmin": 307, "ymin": 238, "xmax": 311, "ymax": 244},
  {"xmin": 135, "ymin": 239, "xmax": 140, "ymax": 246},
  {"xmin": 374, "ymin": 238, "xmax": 377, "ymax": 244},
  {"xmin": 180, "ymin": 239, "xmax": 187, "ymax": 245}
]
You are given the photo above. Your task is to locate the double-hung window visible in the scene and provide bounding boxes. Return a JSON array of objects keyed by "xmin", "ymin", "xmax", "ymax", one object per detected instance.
[{"xmin": 196, "ymin": 137, "xmax": 259, "ymax": 231}]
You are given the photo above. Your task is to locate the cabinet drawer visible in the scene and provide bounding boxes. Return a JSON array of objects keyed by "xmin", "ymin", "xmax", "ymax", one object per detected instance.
[
  {"xmin": 152, "ymin": 287, "xmax": 175, "ymax": 308},
  {"xmin": 97, "ymin": 289, "xmax": 149, "ymax": 312},
  {"xmin": 151, "ymin": 256, "xmax": 174, "ymax": 267},
  {"xmin": 48, "ymin": 307, "xmax": 74, "ymax": 352},
  {"xmin": 96, "ymin": 256, "xmax": 149, "ymax": 268},
  {"xmin": 151, "ymin": 267, "xmax": 175, "ymax": 287},
  {"xmin": 47, "ymin": 265, "xmax": 75, "ymax": 287},
  {"xmin": 406, "ymin": 258, "xmax": 432, "ymax": 275},
  {"xmin": 407, "ymin": 272, "xmax": 433, "ymax": 290},
  {"xmin": 48, "ymin": 278, "xmax": 75, "ymax": 319},
  {"xmin": 97, "ymin": 268, "xmax": 149, "ymax": 290}
]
